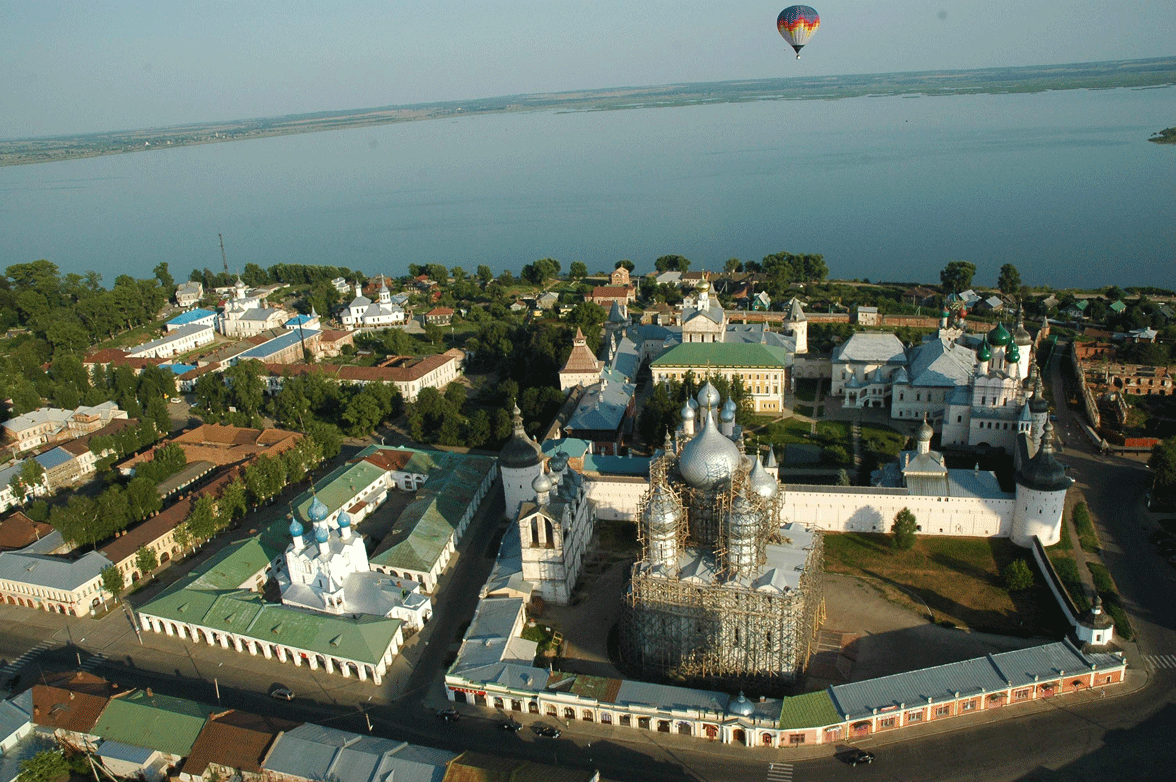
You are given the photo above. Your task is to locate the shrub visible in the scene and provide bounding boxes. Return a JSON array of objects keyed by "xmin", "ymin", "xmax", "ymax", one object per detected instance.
[
  {"xmin": 1087, "ymin": 563, "xmax": 1134, "ymax": 641},
  {"xmin": 1003, "ymin": 559, "xmax": 1035, "ymax": 591},
  {"xmin": 891, "ymin": 508, "xmax": 918, "ymax": 551},
  {"xmin": 1051, "ymin": 557, "xmax": 1090, "ymax": 612}
]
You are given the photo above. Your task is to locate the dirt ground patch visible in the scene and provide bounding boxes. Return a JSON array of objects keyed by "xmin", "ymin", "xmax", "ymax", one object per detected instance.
[{"xmin": 823, "ymin": 532, "xmax": 1066, "ymax": 635}]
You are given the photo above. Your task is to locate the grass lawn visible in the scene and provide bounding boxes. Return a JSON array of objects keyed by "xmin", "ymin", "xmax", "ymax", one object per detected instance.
[
  {"xmin": 824, "ymin": 532, "xmax": 1066, "ymax": 634},
  {"xmin": 795, "ymin": 404, "xmax": 814, "ymax": 417}
]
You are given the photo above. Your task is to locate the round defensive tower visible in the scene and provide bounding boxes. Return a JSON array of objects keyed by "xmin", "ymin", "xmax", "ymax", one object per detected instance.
[
  {"xmin": 1011, "ymin": 422, "xmax": 1074, "ymax": 547},
  {"xmin": 499, "ymin": 405, "xmax": 544, "ymax": 519}
]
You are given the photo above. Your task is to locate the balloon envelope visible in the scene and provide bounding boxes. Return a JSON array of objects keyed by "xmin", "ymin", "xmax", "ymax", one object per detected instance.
[{"xmin": 777, "ymin": 5, "xmax": 820, "ymax": 58}]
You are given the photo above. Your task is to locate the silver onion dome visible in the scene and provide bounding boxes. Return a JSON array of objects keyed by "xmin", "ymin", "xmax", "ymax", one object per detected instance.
[
  {"xmin": 726, "ymin": 491, "xmax": 761, "ymax": 577},
  {"xmin": 748, "ymin": 455, "xmax": 778, "ymax": 500},
  {"xmin": 678, "ymin": 409, "xmax": 741, "ymax": 490},
  {"xmin": 696, "ymin": 381, "xmax": 721, "ymax": 411},
  {"xmin": 729, "ymin": 691, "xmax": 755, "ymax": 717},
  {"xmin": 532, "ymin": 471, "xmax": 553, "ymax": 495},
  {"xmin": 918, "ymin": 419, "xmax": 933, "ymax": 443},
  {"xmin": 680, "ymin": 401, "xmax": 695, "ymax": 421},
  {"xmin": 644, "ymin": 484, "xmax": 682, "ymax": 570},
  {"xmin": 720, "ymin": 399, "xmax": 736, "ymax": 423},
  {"xmin": 549, "ymin": 451, "xmax": 569, "ymax": 473}
]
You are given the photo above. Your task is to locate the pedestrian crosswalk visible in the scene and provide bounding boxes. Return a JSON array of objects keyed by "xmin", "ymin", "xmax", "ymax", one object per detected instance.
[
  {"xmin": 0, "ymin": 640, "xmax": 52, "ymax": 678},
  {"xmin": 79, "ymin": 653, "xmax": 105, "ymax": 672},
  {"xmin": 766, "ymin": 762, "xmax": 793, "ymax": 782},
  {"xmin": 1144, "ymin": 654, "xmax": 1176, "ymax": 670}
]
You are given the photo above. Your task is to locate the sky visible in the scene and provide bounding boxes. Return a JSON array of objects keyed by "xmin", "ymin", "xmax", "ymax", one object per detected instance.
[{"xmin": 2, "ymin": 1, "xmax": 1175, "ymax": 139}]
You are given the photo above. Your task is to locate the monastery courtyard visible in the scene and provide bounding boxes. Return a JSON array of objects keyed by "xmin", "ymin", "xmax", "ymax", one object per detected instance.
[{"xmin": 539, "ymin": 520, "xmax": 1042, "ymax": 695}]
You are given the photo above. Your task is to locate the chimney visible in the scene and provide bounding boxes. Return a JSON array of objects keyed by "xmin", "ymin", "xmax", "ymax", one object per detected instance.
[{"xmin": 145, "ymin": 687, "xmax": 153, "ymax": 697}]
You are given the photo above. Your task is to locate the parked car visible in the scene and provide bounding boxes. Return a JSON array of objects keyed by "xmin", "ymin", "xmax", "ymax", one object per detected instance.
[
  {"xmin": 270, "ymin": 688, "xmax": 295, "ymax": 701},
  {"xmin": 842, "ymin": 749, "xmax": 875, "ymax": 767},
  {"xmin": 500, "ymin": 718, "xmax": 523, "ymax": 732},
  {"xmin": 532, "ymin": 725, "xmax": 561, "ymax": 738},
  {"xmin": 436, "ymin": 708, "xmax": 460, "ymax": 723}
]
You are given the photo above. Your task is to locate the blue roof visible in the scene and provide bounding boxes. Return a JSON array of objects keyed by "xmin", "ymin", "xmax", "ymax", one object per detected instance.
[
  {"xmin": 166, "ymin": 363, "xmax": 197, "ymax": 375},
  {"xmin": 284, "ymin": 314, "xmax": 315, "ymax": 327},
  {"xmin": 33, "ymin": 448, "xmax": 73, "ymax": 471},
  {"xmin": 167, "ymin": 308, "xmax": 215, "ymax": 327},
  {"xmin": 582, "ymin": 454, "xmax": 650, "ymax": 475},
  {"xmin": 237, "ymin": 329, "xmax": 320, "ymax": 361}
]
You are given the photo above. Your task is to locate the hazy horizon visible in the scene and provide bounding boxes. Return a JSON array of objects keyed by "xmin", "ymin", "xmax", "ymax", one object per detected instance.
[{"xmin": 4, "ymin": 2, "xmax": 1175, "ymax": 138}]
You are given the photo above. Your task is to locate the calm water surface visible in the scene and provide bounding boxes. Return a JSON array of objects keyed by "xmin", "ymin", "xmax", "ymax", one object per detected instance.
[{"xmin": 1, "ymin": 87, "xmax": 1173, "ymax": 289}]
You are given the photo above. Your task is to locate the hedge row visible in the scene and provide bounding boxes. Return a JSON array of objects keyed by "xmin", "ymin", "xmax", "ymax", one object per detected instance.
[
  {"xmin": 1052, "ymin": 557, "xmax": 1091, "ymax": 613},
  {"xmin": 1072, "ymin": 503, "xmax": 1100, "ymax": 554}
]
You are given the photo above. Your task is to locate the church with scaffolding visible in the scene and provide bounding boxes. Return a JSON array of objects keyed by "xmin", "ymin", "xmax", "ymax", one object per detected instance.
[{"xmin": 621, "ymin": 381, "xmax": 824, "ymax": 693}]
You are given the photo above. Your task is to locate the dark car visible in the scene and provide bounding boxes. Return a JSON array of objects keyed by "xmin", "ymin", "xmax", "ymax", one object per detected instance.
[
  {"xmin": 843, "ymin": 750, "xmax": 875, "ymax": 767},
  {"xmin": 270, "ymin": 687, "xmax": 294, "ymax": 701},
  {"xmin": 532, "ymin": 725, "xmax": 561, "ymax": 738},
  {"xmin": 436, "ymin": 708, "xmax": 460, "ymax": 722},
  {"xmin": 500, "ymin": 718, "xmax": 523, "ymax": 732}
]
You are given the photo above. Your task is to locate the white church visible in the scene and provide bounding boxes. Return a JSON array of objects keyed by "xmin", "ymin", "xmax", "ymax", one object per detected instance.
[{"xmin": 278, "ymin": 493, "xmax": 432, "ymax": 630}]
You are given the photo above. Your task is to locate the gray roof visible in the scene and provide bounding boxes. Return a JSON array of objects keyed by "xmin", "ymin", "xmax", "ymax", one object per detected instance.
[
  {"xmin": 239, "ymin": 307, "xmax": 285, "ymax": 321},
  {"xmin": 832, "ymin": 333, "xmax": 906, "ymax": 364},
  {"xmin": 614, "ymin": 680, "xmax": 729, "ymax": 714},
  {"xmin": 264, "ymin": 725, "xmax": 453, "ymax": 782},
  {"xmin": 829, "ymin": 640, "xmax": 1119, "ymax": 719},
  {"xmin": 565, "ymin": 376, "xmax": 635, "ymax": 433},
  {"xmin": 97, "ymin": 741, "xmax": 158, "ymax": 764},
  {"xmin": 236, "ymin": 329, "xmax": 320, "ymax": 361},
  {"xmin": 724, "ymin": 324, "xmax": 797, "ymax": 351},
  {"xmin": 0, "ymin": 694, "xmax": 32, "ymax": 742},
  {"xmin": 0, "ymin": 550, "xmax": 111, "ymax": 590},
  {"xmin": 904, "ymin": 337, "xmax": 976, "ymax": 387}
]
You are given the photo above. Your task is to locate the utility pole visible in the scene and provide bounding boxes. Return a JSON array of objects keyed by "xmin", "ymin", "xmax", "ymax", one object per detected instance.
[{"xmin": 219, "ymin": 233, "xmax": 230, "ymax": 277}]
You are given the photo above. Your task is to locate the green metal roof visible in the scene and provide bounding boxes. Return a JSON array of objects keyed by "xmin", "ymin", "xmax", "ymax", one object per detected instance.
[
  {"xmin": 651, "ymin": 342, "xmax": 791, "ymax": 369},
  {"xmin": 190, "ymin": 537, "xmax": 280, "ymax": 591},
  {"xmin": 140, "ymin": 588, "xmax": 402, "ymax": 664},
  {"xmin": 91, "ymin": 690, "xmax": 218, "ymax": 757},
  {"xmin": 369, "ymin": 448, "xmax": 496, "ymax": 573},
  {"xmin": 776, "ymin": 690, "xmax": 842, "ymax": 729},
  {"xmin": 293, "ymin": 460, "xmax": 388, "ymax": 522}
]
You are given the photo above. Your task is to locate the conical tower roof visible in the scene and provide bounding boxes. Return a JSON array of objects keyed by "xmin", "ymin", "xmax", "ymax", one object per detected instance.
[
  {"xmin": 499, "ymin": 405, "xmax": 543, "ymax": 469},
  {"xmin": 1016, "ymin": 422, "xmax": 1073, "ymax": 492}
]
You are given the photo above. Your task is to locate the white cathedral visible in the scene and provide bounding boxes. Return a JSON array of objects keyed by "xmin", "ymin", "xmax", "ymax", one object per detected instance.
[
  {"xmin": 340, "ymin": 277, "xmax": 407, "ymax": 329},
  {"xmin": 278, "ymin": 493, "xmax": 432, "ymax": 630}
]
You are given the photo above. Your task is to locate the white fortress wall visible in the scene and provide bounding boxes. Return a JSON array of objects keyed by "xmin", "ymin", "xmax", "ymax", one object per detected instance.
[{"xmin": 781, "ymin": 486, "xmax": 1015, "ymax": 538}]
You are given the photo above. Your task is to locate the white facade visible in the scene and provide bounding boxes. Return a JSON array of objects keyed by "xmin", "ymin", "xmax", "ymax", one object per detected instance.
[
  {"xmin": 126, "ymin": 323, "xmax": 215, "ymax": 359},
  {"xmin": 781, "ymin": 486, "xmax": 1015, "ymax": 538},
  {"xmin": 175, "ymin": 280, "xmax": 204, "ymax": 308},
  {"xmin": 515, "ymin": 457, "xmax": 594, "ymax": 605},
  {"xmin": 340, "ymin": 280, "xmax": 407, "ymax": 329}
]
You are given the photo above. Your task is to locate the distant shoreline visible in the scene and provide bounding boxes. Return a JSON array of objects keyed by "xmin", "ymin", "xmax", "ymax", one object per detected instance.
[{"xmin": 3, "ymin": 56, "xmax": 1174, "ymax": 168}]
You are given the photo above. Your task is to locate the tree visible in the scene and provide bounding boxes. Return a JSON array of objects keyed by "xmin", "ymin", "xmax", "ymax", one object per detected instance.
[
  {"xmin": 186, "ymin": 495, "xmax": 218, "ymax": 542},
  {"xmin": 307, "ymin": 421, "xmax": 342, "ymax": 460},
  {"xmin": 615, "ymin": 259, "xmax": 635, "ymax": 272},
  {"xmin": 891, "ymin": 507, "xmax": 918, "ymax": 550},
  {"xmin": 1003, "ymin": 559, "xmax": 1035, "ymax": 591},
  {"xmin": 135, "ymin": 545, "xmax": 158, "ymax": 578},
  {"xmin": 725, "ymin": 257, "xmax": 742, "ymax": 274},
  {"xmin": 477, "ymin": 265, "xmax": 493, "ymax": 283},
  {"xmin": 19, "ymin": 749, "xmax": 70, "ymax": 782},
  {"xmin": 173, "ymin": 520, "xmax": 193, "ymax": 555},
  {"xmin": 997, "ymin": 264, "xmax": 1021, "ymax": 297},
  {"xmin": 101, "ymin": 565, "xmax": 125, "ymax": 601},
  {"xmin": 569, "ymin": 261, "xmax": 587, "ymax": 280},
  {"xmin": 8, "ymin": 458, "xmax": 46, "ymax": 503},
  {"xmin": 939, "ymin": 261, "xmax": 977, "ymax": 293},
  {"xmin": 1149, "ymin": 437, "xmax": 1176, "ymax": 492},
  {"xmin": 154, "ymin": 261, "xmax": 175, "ymax": 292},
  {"xmin": 654, "ymin": 255, "xmax": 690, "ymax": 273}
]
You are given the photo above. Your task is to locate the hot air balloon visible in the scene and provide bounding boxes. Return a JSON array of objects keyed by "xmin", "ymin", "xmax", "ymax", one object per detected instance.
[{"xmin": 777, "ymin": 5, "xmax": 820, "ymax": 59}]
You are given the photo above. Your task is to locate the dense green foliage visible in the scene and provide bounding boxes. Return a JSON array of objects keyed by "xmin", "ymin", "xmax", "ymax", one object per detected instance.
[
  {"xmin": 891, "ymin": 507, "xmax": 918, "ymax": 550},
  {"xmin": 939, "ymin": 261, "xmax": 977, "ymax": 293},
  {"xmin": 1149, "ymin": 126, "xmax": 1176, "ymax": 144},
  {"xmin": 638, "ymin": 372, "xmax": 752, "ymax": 446},
  {"xmin": 1071, "ymin": 502, "xmax": 1099, "ymax": 553},
  {"xmin": 1149, "ymin": 437, "xmax": 1176, "ymax": 491},
  {"xmin": 19, "ymin": 749, "xmax": 70, "ymax": 782},
  {"xmin": 1003, "ymin": 558, "xmax": 1035, "ymax": 591}
]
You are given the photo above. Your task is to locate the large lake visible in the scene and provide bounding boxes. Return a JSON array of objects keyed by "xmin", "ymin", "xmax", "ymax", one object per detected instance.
[{"xmin": 2, "ymin": 87, "xmax": 1174, "ymax": 289}]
